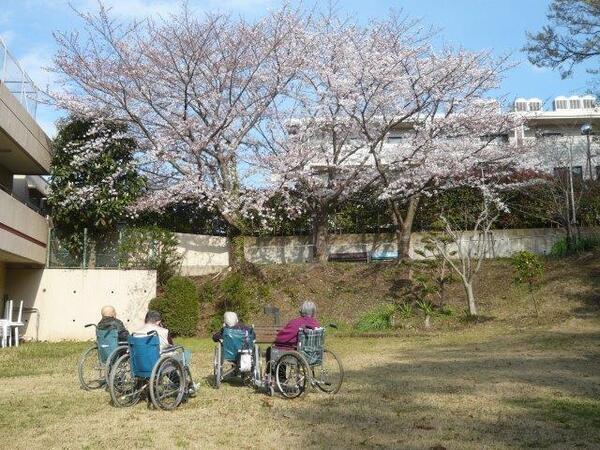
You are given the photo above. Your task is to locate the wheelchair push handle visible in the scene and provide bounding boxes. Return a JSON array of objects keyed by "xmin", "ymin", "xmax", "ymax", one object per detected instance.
[
  {"xmin": 328, "ymin": 323, "xmax": 338, "ymax": 329},
  {"xmin": 84, "ymin": 323, "xmax": 97, "ymax": 329},
  {"xmin": 130, "ymin": 330, "xmax": 158, "ymax": 337}
]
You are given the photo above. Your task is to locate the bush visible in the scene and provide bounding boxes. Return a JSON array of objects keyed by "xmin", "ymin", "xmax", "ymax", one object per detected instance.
[
  {"xmin": 550, "ymin": 236, "xmax": 600, "ymax": 257},
  {"xmin": 149, "ymin": 276, "xmax": 199, "ymax": 336},
  {"xmin": 119, "ymin": 226, "xmax": 182, "ymax": 286},
  {"xmin": 204, "ymin": 273, "xmax": 264, "ymax": 332},
  {"xmin": 354, "ymin": 304, "xmax": 396, "ymax": 332},
  {"xmin": 511, "ymin": 250, "xmax": 545, "ymax": 316}
]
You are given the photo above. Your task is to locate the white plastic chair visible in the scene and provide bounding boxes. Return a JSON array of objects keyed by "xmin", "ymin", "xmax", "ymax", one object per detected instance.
[
  {"xmin": 0, "ymin": 300, "xmax": 12, "ymax": 348},
  {"xmin": 9, "ymin": 301, "xmax": 24, "ymax": 347}
]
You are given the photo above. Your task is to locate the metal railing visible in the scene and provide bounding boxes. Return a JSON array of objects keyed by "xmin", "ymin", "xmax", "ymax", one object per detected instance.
[{"xmin": 0, "ymin": 36, "xmax": 40, "ymax": 119}]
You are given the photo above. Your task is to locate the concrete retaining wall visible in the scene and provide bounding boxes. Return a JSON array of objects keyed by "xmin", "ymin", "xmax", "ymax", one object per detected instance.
[
  {"xmin": 5, "ymin": 268, "xmax": 156, "ymax": 341},
  {"xmin": 176, "ymin": 233, "xmax": 229, "ymax": 276},
  {"xmin": 244, "ymin": 227, "xmax": 600, "ymax": 264}
]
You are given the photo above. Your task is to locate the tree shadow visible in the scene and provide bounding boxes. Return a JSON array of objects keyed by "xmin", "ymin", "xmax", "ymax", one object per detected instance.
[{"xmin": 284, "ymin": 330, "xmax": 600, "ymax": 449}]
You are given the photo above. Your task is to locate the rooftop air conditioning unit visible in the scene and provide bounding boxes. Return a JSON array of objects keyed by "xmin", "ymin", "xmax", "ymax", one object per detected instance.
[
  {"xmin": 528, "ymin": 98, "xmax": 542, "ymax": 112},
  {"xmin": 553, "ymin": 96, "xmax": 568, "ymax": 111},
  {"xmin": 514, "ymin": 98, "xmax": 528, "ymax": 112},
  {"xmin": 582, "ymin": 95, "xmax": 596, "ymax": 109},
  {"xmin": 569, "ymin": 95, "xmax": 582, "ymax": 110}
]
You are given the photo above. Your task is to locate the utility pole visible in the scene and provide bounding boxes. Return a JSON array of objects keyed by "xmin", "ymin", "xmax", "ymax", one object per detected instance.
[{"xmin": 581, "ymin": 123, "xmax": 593, "ymax": 180}]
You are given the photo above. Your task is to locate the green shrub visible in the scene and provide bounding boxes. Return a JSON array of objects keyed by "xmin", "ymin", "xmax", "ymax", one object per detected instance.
[
  {"xmin": 218, "ymin": 272, "xmax": 259, "ymax": 323},
  {"xmin": 416, "ymin": 300, "xmax": 434, "ymax": 317},
  {"xmin": 397, "ymin": 302, "xmax": 414, "ymax": 319},
  {"xmin": 149, "ymin": 275, "xmax": 199, "ymax": 336},
  {"xmin": 550, "ymin": 236, "xmax": 600, "ymax": 257},
  {"xmin": 511, "ymin": 250, "xmax": 545, "ymax": 316},
  {"xmin": 354, "ymin": 304, "xmax": 396, "ymax": 332},
  {"xmin": 119, "ymin": 226, "xmax": 182, "ymax": 285}
]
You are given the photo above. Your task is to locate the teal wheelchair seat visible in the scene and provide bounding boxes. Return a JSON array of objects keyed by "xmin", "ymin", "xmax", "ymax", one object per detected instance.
[
  {"xmin": 128, "ymin": 334, "xmax": 160, "ymax": 378},
  {"xmin": 222, "ymin": 327, "xmax": 255, "ymax": 362},
  {"xmin": 96, "ymin": 328, "xmax": 119, "ymax": 364}
]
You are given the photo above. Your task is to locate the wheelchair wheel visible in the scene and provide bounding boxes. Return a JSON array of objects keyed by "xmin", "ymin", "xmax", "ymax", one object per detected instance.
[
  {"xmin": 149, "ymin": 355, "xmax": 186, "ymax": 410},
  {"xmin": 109, "ymin": 353, "xmax": 141, "ymax": 408},
  {"xmin": 275, "ymin": 351, "xmax": 310, "ymax": 399},
  {"xmin": 104, "ymin": 345, "xmax": 128, "ymax": 386},
  {"xmin": 313, "ymin": 349, "xmax": 344, "ymax": 394},
  {"xmin": 213, "ymin": 343, "xmax": 222, "ymax": 389},
  {"xmin": 78, "ymin": 345, "xmax": 105, "ymax": 390}
]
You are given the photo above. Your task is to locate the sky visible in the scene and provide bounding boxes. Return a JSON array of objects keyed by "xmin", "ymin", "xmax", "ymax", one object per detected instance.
[{"xmin": 0, "ymin": 0, "xmax": 594, "ymax": 137}]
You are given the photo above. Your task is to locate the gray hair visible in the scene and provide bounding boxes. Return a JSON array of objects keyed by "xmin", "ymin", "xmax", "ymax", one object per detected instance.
[
  {"xmin": 299, "ymin": 301, "xmax": 316, "ymax": 318},
  {"xmin": 224, "ymin": 311, "xmax": 239, "ymax": 327},
  {"xmin": 145, "ymin": 310, "xmax": 162, "ymax": 324}
]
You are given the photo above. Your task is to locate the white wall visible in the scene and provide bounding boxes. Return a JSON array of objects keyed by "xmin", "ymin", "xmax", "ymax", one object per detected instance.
[
  {"xmin": 0, "ymin": 261, "xmax": 5, "ymax": 301},
  {"xmin": 244, "ymin": 228, "xmax": 600, "ymax": 264},
  {"xmin": 176, "ymin": 233, "xmax": 229, "ymax": 276},
  {"xmin": 5, "ymin": 268, "xmax": 156, "ymax": 341}
]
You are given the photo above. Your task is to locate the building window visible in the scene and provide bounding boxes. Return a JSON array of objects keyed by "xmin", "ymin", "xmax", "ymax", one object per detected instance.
[
  {"xmin": 529, "ymin": 101, "xmax": 541, "ymax": 111},
  {"xmin": 569, "ymin": 98, "xmax": 581, "ymax": 109}
]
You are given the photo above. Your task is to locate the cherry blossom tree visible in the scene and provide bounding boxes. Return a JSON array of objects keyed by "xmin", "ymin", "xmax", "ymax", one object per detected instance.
[
  {"xmin": 51, "ymin": 1, "xmax": 307, "ymax": 267},
  {"xmin": 261, "ymin": 12, "xmax": 529, "ymax": 261}
]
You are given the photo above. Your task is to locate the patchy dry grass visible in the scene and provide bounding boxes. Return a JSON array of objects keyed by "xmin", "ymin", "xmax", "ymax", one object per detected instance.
[{"xmin": 1, "ymin": 317, "xmax": 600, "ymax": 449}]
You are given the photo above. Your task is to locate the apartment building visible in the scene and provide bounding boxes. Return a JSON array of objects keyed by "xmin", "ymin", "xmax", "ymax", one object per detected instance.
[
  {"xmin": 511, "ymin": 95, "xmax": 599, "ymax": 179},
  {"xmin": 0, "ymin": 37, "xmax": 51, "ymax": 302}
]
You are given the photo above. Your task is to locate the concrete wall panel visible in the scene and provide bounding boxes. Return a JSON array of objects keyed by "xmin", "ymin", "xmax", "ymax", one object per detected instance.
[
  {"xmin": 176, "ymin": 233, "xmax": 229, "ymax": 276},
  {"xmin": 5, "ymin": 268, "xmax": 156, "ymax": 341}
]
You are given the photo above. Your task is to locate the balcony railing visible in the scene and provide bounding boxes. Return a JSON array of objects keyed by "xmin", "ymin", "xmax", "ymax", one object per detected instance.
[{"xmin": 0, "ymin": 36, "xmax": 40, "ymax": 119}]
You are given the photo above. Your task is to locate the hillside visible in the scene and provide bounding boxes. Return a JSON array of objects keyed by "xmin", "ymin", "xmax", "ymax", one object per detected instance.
[{"xmin": 191, "ymin": 251, "xmax": 600, "ymax": 336}]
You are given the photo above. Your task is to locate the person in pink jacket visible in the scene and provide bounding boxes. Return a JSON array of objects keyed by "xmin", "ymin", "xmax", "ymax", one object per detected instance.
[{"xmin": 274, "ymin": 301, "xmax": 320, "ymax": 348}]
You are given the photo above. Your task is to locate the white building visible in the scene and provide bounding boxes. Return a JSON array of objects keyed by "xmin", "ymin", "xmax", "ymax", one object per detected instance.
[
  {"xmin": 0, "ymin": 38, "xmax": 156, "ymax": 342},
  {"xmin": 511, "ymin": 95, "xmax": 599, "ymax": 179},
  {"xmin": 0, "ymin": 37, "xmax": 51, "ymax": 299}
]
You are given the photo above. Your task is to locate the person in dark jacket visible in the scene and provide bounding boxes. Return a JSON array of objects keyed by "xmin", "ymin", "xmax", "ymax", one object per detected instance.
[
  {"xmin": 212, "ymin": 312, "xmax": 252, "ymax": 342},
  {"xmin": 97, "ymin": 305, "xmax": 129, "ymax": 341}
]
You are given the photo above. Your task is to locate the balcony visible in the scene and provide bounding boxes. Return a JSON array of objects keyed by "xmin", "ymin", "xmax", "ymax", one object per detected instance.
[
  {"xmin": 0, "ymin": 186, "xmax": 48, "ymax": 266},
  {"xmin": 0, "ymin": 37, "xmax": 51, "ymax": 174}
]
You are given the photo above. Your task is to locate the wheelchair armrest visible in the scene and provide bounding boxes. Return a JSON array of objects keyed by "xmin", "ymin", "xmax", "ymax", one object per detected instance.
[{"xmin": 160, "ymin": 345, "xmax": 183, "ymax": 354}]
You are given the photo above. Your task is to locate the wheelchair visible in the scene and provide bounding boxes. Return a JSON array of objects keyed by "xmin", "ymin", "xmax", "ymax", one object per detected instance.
[
  {"xmin": 265, "ymin": 327, "xmax": 344, "ymax": 399},
  {"xmin": 213, "ymin": 327, "xmax": 261, "ymax": 389},
  {"xmin": 108, "ymin": 331, "xmax": 194, "ymax": 410},
  {"xmin": 78, "ymin": 323, "xmax": 128, "ymax": 390}
]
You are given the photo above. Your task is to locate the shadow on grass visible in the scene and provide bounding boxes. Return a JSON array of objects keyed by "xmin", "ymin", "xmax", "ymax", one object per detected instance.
[{"xmin": 287, "ymin": 330, "xmax": 600, "ymax": 448}]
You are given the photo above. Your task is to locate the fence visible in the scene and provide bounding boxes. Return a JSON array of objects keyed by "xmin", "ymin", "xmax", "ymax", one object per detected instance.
[{"xmin": 0, "ymin": 36, "xmax": 40, "ymax": 118}]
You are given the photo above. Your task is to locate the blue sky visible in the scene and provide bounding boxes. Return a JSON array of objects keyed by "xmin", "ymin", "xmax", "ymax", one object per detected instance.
[{"xmin": 0, "ymin": 0, "xmax": 593, "ymax": 136}]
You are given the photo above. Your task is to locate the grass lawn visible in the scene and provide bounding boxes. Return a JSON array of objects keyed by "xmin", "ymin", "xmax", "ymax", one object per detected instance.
[{"xmin": 1, "ymin": 317, "xmax": 599, "ymax": 449}]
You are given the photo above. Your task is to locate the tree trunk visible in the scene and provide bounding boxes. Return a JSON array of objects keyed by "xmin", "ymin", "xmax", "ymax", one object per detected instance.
[
  {"xmin": 227, "ymin": 226, "xmax": 245, "ymax": 270},
  {"xmin": 390, "ymin": 195, "xmax": 420, "ymax": 261},
  {"xmin": 312, "ymin": 207, "xmax": 329, "ymax": 263},
  {"xmin": 465, "ymin": 281, "xmax": 478, "ymax": 316}
]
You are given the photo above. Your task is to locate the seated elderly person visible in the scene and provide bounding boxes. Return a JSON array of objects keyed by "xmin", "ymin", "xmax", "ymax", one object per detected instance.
[
  {"xmin": 212, "ymin": 312, "xmax": 252, "ymax": 342},
  {"xmin": 274, "ymin": 301, "xmax": 319, "ymax": 348},
  {"xmin": 97, "ymin": 305, "xmax": 129, "ymax": 341},
  {"xmin": 137, "ymin": 310, "xmax": 172, "ymax": 350},
  {"xmin": 266, "ymin": 301, "xmax": 319, "ymax": 366},
  {"xmin": 137, "ymin": 310, "xmax": 196, "ymax": 395}
]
